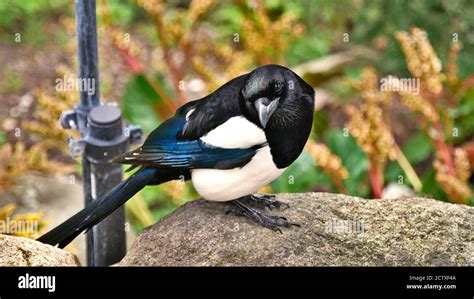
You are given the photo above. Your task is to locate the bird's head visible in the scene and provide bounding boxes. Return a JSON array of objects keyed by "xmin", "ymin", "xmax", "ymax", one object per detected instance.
[{"xmin": 240, "ymin": 64, "xmax": 314, "ymax": 129}]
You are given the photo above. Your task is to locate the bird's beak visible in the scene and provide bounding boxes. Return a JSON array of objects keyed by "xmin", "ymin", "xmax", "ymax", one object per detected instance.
[{"xmin": 255, "ymin": 97, "xmax": 279, "ymax": 128}]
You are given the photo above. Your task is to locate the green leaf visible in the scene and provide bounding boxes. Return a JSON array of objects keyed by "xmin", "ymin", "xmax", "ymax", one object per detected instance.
[
  {"xmin": 98, "ymin": 0, "xmax": 135, "ymax": 26},
  {"xmin": 468, "ymin": 196, "xmax": 474, "ymax": 207},
  {"xmin": 402, "ymin": 131, "xmax": 433, "ymax": 163},
  {"xmin": 0, "ymin": 132, "xmax": 5, "ymax": 145},
  {"xmin": 271, "ymin": 151, "xmax": 331, "ymax": 193},
  {"xmin": 323, "ymin": 129, "xmax": 370, "ymax": 197},
  {"xmin": 385, "ymin": 131, "xmax": 433, "ymax": 185},
  {"xmin": 212, "ymin": 4, "xmax": 243, "ymax": 38},
  {"xmin": 344, "ymin": 67, "xmax": 364, "ymax": 80},
  {"xmin": 286, "ymin": 35, "xmax": 331, "ymax": 65},
  {"xmin": 311, "ymin": 110, "xmax": 330, "ymax": 140},
  {"xmin": 121, "ymin": 74, "xmax": 169, "ymax": 133},
  {"xmin": 140, "ymin": 185, "xmax": 179, "ymax": 221},
  {"xmin": 451, "ymin": 88, "xmax": 474, "ymax": 142},
  {"xmin": 420, "ymin": 168, "xmax": 448, "ymax": 202}
]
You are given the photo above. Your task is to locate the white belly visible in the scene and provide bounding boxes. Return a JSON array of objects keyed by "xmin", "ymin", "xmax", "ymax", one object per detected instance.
[{"xmin": 191, "ymin": 146, "xmax": 285, "ymax": 201}]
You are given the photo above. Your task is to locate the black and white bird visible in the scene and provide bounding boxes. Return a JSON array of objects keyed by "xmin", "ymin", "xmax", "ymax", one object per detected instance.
[{"xmin": 38, "ymin": 64, "xmax": 315, "ymax": 248}]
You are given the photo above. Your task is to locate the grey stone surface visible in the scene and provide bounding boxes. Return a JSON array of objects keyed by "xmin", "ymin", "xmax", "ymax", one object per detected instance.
[
  {"xmin": 0, "ymin": 175, "xmax": 87, "ymax": 264},
  {"xmin": 0, "ymin": 175, "xmax": 137, "ymax": 266},
  {"xmin": 119, "ymin": 193, "xmax": 473, "ymax": 266},
  {"xmin": 0, "ymin": 234, "xmax": 79, "ymax": 266}
]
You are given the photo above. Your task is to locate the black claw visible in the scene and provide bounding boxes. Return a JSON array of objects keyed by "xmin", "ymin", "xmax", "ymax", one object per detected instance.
[
  {"xmin": 225, "ymin": 199, "xmax": 300, "ymax": 233},
  {"xmin": 243, "ymin": 194, "xmax": 291, "ymax": 211}
]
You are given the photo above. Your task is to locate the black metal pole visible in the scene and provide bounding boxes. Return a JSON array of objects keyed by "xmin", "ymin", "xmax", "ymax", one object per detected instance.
[
  {"xmin": 85, "ymin": 106, "xmax": 128, "ymax": 266},
  {"xmin": 75, "ymin": 0, "xmax": 108, "ymax": 267},
  {"xmin": 75, "ymin": 0, "xmax": 100, "ymax": 131},
  {"xmin": 61, "ymin": 0, "xmax": 142, "ymax": 266}
]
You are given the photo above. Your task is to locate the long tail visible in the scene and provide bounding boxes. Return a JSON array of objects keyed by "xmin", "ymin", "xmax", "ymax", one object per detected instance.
[{"xmin": 37, "ymin": 167, "xmax": 160, "ymax": 248}]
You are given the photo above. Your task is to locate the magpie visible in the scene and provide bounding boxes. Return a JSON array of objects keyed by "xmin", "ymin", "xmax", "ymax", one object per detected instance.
[{"xmin": 38, "ymin": 64, "xmax": 315, "ymax": 248}]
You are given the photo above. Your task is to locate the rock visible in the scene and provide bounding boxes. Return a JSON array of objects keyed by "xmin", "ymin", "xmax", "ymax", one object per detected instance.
[
  {"xmin": 119, "ymin": 193, "xmax": 473, "ymax": 266},
  {"xmin": 0, "ymin": 234, "xmax": 79, "ymax": 266},
  {"xmin": 0, "ymin": 175, "xmax": 137, "ymax": 266},
  {"xmin": 1, "ymin": 175, "xmax": 88, "ymax": 265}
]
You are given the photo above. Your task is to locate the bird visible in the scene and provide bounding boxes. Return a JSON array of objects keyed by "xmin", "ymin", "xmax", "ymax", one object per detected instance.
[{"xmin": 37, "ymin": 64, "xmax": 315, "ymax": 248}]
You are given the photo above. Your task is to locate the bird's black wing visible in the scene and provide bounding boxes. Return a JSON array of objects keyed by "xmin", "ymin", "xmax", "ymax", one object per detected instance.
[
  {"xmin": 114, "ymin": 73, "xmax": 262, "ymax": 170},
  {"xmin": 114, "ymin": 112, "xmax": 263, "ymax": 170},
  {"xmin": 176, "ymin": 73, "xmax": 248, "ymax": 140}
]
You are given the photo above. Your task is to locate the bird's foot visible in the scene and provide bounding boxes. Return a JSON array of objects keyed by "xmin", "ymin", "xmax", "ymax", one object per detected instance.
[
  {"xmin": 242, "ymin": 194, "xmax": 290, "ymax": 210},
  {"xmin": 225, "ymin": 199, "xmax": 300, "ymax": 233}
]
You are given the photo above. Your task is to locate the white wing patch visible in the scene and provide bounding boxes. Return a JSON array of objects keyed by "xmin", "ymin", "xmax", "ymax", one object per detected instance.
[
  {"xmin": 185, "ymin": 108, "xmax": 195, "ymax": 121},
  {"xmin": 200, "ymin": 116, "xmax": 266, "ymax": 149}
]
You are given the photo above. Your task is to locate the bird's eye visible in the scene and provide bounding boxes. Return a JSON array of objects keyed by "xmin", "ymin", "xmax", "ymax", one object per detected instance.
[{"xmin": 273, "ymin": 81, "xmax": 283, "ymax": 94}]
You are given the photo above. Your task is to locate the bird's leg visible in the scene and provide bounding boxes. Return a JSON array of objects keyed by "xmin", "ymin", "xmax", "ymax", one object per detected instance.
[
  {"xmin": 224, "ymin": 204, "xmax": 246, "ymax": 217},
  {"xmin": 241, "ymin": 194, "xmax": 290, "ymax": 210},
  {"xmin": 226, "ymin": 199, "xmax": 300, "ymax": 233}
]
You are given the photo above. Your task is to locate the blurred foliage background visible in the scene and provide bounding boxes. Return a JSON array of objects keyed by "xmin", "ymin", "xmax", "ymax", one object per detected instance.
[{"xmin": 0, "ymin": 0, "xmax": 473, "ymax": 236}]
